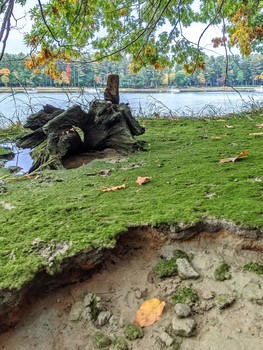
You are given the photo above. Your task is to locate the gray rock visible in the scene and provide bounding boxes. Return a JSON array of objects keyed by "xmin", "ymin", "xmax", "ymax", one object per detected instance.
[
  {"xmin": 96, "ymin": 311, "xmax": 112, "ymax": 326},
  {"xmin": 159, "ymin": 331, "xmax": 174, "ymax": 346},
  {"xmin": 242, "ymin": 282, "xmax": 263, "ymax": 304},
  {"xmin": 176, "ymin": 258, "xmax": 200, "ymax": 279},
  {"xmin": 216, "ymin": 294, "xmax": 236, "ymax": 309},
  {"xmin": 172, "ymin": 317, "xmax": 197, "ymax": 337},
  {"xmin": 199, "ymin": 300, "xmax": 215, "ymax": 312},
  {"xmin": 69, "ymin": 301, "xmax": 83, "ymax": 321},
  {"xmin": 202, "ymin": 291, "xmax": 216, "ymax": 300},
  {"xmin": 174, "ymin": 303, "xmax": 191, "ymax": 318}
]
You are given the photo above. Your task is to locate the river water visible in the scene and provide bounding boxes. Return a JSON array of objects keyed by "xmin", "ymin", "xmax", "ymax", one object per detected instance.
[
  {"xmin": 0, "ymin": 90, "xmax": 263, "ymax": 126},
  {"xmin": 0, "ymin": 89, "xmax": 262, "ymax": 173}
]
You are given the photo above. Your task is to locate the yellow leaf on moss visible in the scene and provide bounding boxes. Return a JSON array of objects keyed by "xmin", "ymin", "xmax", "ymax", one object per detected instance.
[
  {"xmin": 219, "ymin": 151, "xmax": 249, "ymax": 163},
  {"xmin": 102, "ymin": 184, "xmax": 126, "ymax": 192},
  {"xmin": 136, "ymin": 176, "xmax": 152, "ymax": 186},
  {"xmin": 133, "ymin": 298, "xmax": 166, "ymax": 327}
]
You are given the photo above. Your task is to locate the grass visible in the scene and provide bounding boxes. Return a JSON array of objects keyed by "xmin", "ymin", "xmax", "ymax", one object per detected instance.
[
  {"xmin": 243, "ymin": 262, "xmax": 263, "ymax": 275},
  {"xmin": 214, "ymin": 261, "xmax": 231, "ymax": 281},
  {"xmin": 0, "ymin": 111, "xmax": 263, "ymax": 290},
  {"xmin": 170, "ymin": 287, "xmax": 198, "ymax": 305}
]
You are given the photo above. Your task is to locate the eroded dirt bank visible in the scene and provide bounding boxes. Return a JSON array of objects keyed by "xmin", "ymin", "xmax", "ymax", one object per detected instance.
[{"xmin": 0, "ymin": 227, "xmax": 263, "ymax": 350}]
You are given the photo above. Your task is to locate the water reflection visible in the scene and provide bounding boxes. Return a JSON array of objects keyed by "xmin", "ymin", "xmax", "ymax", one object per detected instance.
[{"xmin": 0, "ymin": 143, "xmax": 32, "ymax": 174}]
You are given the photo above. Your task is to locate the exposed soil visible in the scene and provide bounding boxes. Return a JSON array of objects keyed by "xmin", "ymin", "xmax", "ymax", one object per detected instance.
[{"xmin": 0, "ymin": 228, "xmax": 263, "ymax": 350}]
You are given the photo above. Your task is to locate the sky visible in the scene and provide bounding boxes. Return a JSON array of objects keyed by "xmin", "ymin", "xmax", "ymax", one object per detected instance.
[{"xmin": 5, "ymin": 0, "xmax": 235, "ymax": 57}]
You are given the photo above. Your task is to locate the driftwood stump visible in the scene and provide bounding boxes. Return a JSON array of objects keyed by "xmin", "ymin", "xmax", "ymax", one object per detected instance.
[{"xmin": 17, "ymin": 76, "xmax": 145, "ymax": 172}]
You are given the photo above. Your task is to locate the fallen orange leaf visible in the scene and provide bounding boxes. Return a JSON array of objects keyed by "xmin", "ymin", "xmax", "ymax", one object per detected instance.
[
  {"xmin": 133, "ymin": 298, "xmax": 166, "ymax": 327},
  {"xmin": 136, "ymin": 176, "xmax": 152, "ymax": 186},
  {"xmin": 219, "ymin": 151, "xmax": 249, "ymax": 163},
  {"xmin": 102, "ymin": 184, "xmax": 126, "ymax": 192}
]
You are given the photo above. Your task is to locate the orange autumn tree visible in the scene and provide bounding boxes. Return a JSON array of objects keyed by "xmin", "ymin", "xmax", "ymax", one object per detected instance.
[
  {"xmin": 0, "ymin": 67, "xmax": 10, "ymax": 86},
  {"xmin": 0, "ymin": 1, "xmax": 262, "ymax": 77}
]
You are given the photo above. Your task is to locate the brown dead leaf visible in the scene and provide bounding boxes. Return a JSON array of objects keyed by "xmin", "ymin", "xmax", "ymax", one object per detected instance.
[
  {"xmin": 133, "ymin": 299, "xmax": 166, "ymax": 327},
  {"xmin": 136, "ymin": 176, "xmax": 152, "ymax": 186},
  {"xmin": 102, "ymin": 184, "xmax": 126, "ymax": 192},
  {"xmin": 256, "ymin": 123, "xmax": 263, "ymax": 129},
  {"xmin": 224, "ymin": 125, "xmax": 234, "ymax": 129},
  {"xmin": 219, "ymin": 151, "xmax": 249, "ymax": 163}
]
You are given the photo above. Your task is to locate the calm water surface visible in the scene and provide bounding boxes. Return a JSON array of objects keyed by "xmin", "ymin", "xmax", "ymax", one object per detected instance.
[
  {"xmin": 1, "ymin": 90, "xmax": 262, "ymax": 173},
  {"xmin": 0, "ymin": 90, "xmax": 262, "ymax": 126}
]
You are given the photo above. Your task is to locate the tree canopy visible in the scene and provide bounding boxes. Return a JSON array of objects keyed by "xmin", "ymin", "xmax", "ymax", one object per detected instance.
[{"xmin": 1, "ymin": 0, "xmax": 263, "ymax": 77}]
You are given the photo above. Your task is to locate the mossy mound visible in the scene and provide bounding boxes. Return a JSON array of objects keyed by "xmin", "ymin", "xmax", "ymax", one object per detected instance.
[
  {"xmin": 171, "ymin": 287, "xmax": 198, "ymax": 306},
  {"xmin": 124, "ymin": 323, "xmax": 144, "ymax": 340},
  {"xmin": 214, "ymin": 261, "xmax": 231, "ymax": 281},
  {"xmin": 243, "ymin": 262, "xmax": 263, "ymax": 275}
]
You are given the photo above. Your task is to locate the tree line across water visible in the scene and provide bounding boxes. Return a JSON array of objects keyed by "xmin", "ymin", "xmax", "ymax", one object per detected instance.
[{"xmin": 0, "ymin": 53, "xmax": 262, "ymax": 89}]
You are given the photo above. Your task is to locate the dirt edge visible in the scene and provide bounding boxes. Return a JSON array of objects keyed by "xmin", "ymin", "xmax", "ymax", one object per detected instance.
[{"xmin": 0, "ymin": 218, "xmax": 262, "ymax": 333}]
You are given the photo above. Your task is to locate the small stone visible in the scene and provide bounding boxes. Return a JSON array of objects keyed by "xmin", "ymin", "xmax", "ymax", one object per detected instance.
[
  {"xmin": 135, "ymin": 290, "xmax": 142, "ymax": 299},
  {"xmin": 174, "ymin": 303, "xmax": 191, "ymax": 318},
  {"xmin": 242, "ymin": 282, "xmax": 263, "ymax": 304},
  {"xmin": 172, "ymin": 317, "xmax": 197, "ymax": 337},
  {"xmin": 96, "ymin": 311, "xmax": 112, "ymax": 326},
  {"xmin": 216, "ymin": 294, "xmax": 236, "ymax": 309},
  {"xmin": 176, "ymin": 258, "xmax": 200, "ymax": 279},
  {"xmin": 68, "ymin": 301, "xmax": 83, "ymax": 321},
  {"xmin": 159, "ymin": 331, "xmax": 174, "ymax": 346},
  {"xmin": 202, "ymin": 291, "xmax": 216, "ymax": 300},
  {"xmin": 199, "ymin": 300, "xmax": 215, "ymax": 312}
]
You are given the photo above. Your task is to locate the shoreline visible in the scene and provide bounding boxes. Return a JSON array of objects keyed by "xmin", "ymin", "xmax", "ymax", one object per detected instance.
[{"xmin": 0, "ymin": 86, "xmax": 259, "ymax": 94}]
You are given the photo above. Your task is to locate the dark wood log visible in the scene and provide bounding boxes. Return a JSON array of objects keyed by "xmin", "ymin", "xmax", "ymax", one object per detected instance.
[
  {"xmin": 16, "ymin": 100, "xmax": 145, "ymax": 173},
  {"xmin": 23, "ymin": 105, "xmax": 64, "ymax": 130}
]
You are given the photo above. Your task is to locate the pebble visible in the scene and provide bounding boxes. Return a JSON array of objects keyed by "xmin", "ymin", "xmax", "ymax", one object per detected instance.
[
  {"xmin": 176, "ymin": 258, "xmax": 200, "ymax": 279},
  {"xmin": 174, "ymin": 303, "xmax": 191, "ymax": 318},
  {"xmin": 159, "ymin": 331, "xmax": 174, "ymax": 347},
  {"xmin": 172, "ymin": 317, "xmax": 197, "ymax": 337},
  {"xmin": 97, "ymin": 311, "xmax": 112, "ymax": 326}
]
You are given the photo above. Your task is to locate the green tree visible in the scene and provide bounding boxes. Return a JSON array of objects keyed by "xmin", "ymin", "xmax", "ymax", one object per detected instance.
[{"xmin": 1, "ymin": 1, "xmax": 262, "ymax": 76}]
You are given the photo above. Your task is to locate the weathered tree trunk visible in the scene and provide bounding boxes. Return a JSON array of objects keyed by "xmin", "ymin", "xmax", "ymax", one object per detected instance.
[
  {"xmin": 104, "ymin": 74, "xmax": 119, "ymax": 104},
  {"xmin": 16, "ymin": 77, "xmax": 145, "ymax": 173}
]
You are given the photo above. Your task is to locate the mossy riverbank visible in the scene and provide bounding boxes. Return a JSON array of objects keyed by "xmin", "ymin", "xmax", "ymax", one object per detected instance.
[{"xmin": 0, "ymin": 110, "xmax": 263, "ymax": 291}]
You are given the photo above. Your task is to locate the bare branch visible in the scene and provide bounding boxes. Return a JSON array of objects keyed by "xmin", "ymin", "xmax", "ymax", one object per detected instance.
[{"xmin": 0, "ymin": 0, "xmax": 14, "ymax": 60}]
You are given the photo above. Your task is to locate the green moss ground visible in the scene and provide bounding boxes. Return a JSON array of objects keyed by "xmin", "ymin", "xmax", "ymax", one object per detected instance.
[{"xmin": 0, "ymin": 112, "xmax": 263, "ymax": 290}]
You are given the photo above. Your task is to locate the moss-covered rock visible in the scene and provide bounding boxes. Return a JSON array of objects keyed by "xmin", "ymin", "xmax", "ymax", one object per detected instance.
[
  {"xmin": 153, "ymin": 257, "xmax": 178, "ymax": 277},
  {"xmin": 173, "ymin": 249, "xmax": 192, "ymax": 261},
  {"xmin": 124, "ymin": 323, "xmax": 144, "ymax": 340},
  {"xmin": 112, "ymin": 337, "xmax": 129, "ymax": 350},
  {"xmin": 92, "ymin": 331, "xmax": 112, "ymax": 349},
  {"xmin": 171, "ymin": 287, "xmax": 198, "ymax": 306},
  {"xmin": 214, "ymin": 261, "xmax": 231, "ymax": 281}
]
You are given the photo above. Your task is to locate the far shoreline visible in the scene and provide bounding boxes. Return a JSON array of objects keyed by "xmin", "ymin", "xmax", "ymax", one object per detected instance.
[{"xmin": 0, "ymin": 86, "xmax": 259, "ymax": 94}]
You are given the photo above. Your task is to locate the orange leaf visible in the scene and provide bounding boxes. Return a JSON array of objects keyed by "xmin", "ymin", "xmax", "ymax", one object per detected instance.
[
  {"xmin": 102, "ymin": 184, "xmax": 126, "ymax": 192},
  {"xmin": 133, "ymin": 299, "xmax": 166, "ymax": 327},
  {"xmin": 219, "ymin": 151, "xmax": 249, "ymax": 163},
  {"xmin": 136, "ymin": 176, "xmax": 152, "ymax": 186}
]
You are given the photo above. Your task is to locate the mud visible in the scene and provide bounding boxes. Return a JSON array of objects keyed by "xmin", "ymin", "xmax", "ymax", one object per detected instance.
[{"xmin": 0, "ymin": 228, "xmax": 262, "ymax": 350}]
